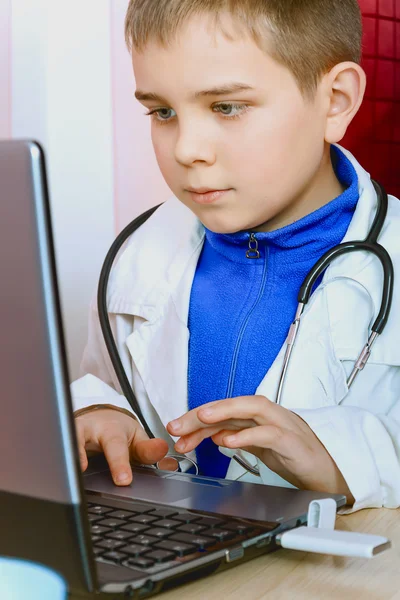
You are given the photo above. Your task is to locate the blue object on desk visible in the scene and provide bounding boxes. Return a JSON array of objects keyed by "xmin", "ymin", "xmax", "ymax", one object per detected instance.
[{"xmin": 0, "ymin": 557, "xmax": 66, "ymax": 600}]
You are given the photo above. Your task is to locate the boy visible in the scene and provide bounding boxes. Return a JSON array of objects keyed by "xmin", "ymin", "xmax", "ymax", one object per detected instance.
[{"xmin": 72, "ymin": 0, "xmax": 400, "ymax": 512}]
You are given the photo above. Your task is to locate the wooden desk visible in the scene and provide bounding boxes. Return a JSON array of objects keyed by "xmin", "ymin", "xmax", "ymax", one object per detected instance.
[{"xmin": 160, "ymin": 508, "xmax": 400, "ymax": 600}]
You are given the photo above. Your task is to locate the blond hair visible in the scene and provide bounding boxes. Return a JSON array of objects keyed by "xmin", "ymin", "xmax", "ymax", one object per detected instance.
[{"xmin": 125, "ymin": 0, "xmax": 362, "ymax": 99}]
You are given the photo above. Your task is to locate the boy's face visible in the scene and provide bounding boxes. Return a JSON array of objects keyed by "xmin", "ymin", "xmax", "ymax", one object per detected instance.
[{"xmin": 132, "ymin": 14, "xmax": 330, "ymax": 234}]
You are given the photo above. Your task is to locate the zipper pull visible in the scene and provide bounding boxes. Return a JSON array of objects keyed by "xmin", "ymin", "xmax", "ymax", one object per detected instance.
[{"xmin": 246, "ymin": 233, "xmax": 260, "ymax": 259}]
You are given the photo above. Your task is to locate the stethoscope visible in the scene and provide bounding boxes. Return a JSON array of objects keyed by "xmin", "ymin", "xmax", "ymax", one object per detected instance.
[{"xmin": 98, "ymin": 180, "xmax": 394, "ymax": 477}]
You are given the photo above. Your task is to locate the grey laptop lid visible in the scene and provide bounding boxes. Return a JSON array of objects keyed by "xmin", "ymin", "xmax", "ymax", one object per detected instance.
[{"xmin": 0, "ymin": 140, "xmax": 96, "ymax": 592}]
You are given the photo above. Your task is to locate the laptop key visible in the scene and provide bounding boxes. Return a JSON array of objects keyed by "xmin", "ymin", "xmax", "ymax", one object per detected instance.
[
  {"xmin": 96, "ymin": 518, "xmax": 126, "ymax": 529},
  {"xmin": 120, "ymin": 544, "xmax": 149, "ymax": 557},
  {"xmin": 91, "ymin": 525, "xmax": 111, "ymax": 535},
  {"xmin": 169, "ymin": 532, "xmax": 215, "ymax": 550},
  {"xmin": 126, "ymin": 503, "xmax": 154, "ymax": 513},
  {"xmin": 108, "ymin": 510, "xmax": 137, "ymax": 520},
  {"xmin": 92, "ymin": 547, "xmax": 104, "ymax": 556},
  {"xmin": 154, "ymin": 519, "xmax": 181, "ymax": 529},
  {"xmin": 87, "ymin": 514, "xmax": 102, "ymax": 523},
  {"xmin": 106, "ymin": 530, "xmax": 132, "ymax": 541},
  {"xmin": 97, "ymin": 539, "xmax": 124, "ymax": 551},
  {"xmin": 177, "ymin": 523, "xmax": 207, "ymax": 535},
  {"xmin": 149, "ymin": 508, "xmax": 179, "ymax": 519},
  {"xmin": 224, "ymin": 522, "xmax": 254, "ymax": 535},
  {"xmin": 134, "ymin": 534, "xmax": 159, "ymax": 546},
  {"xmin": 126, "ymin": 557, "xmax": 154, "ymax": 569},
  {"xmin": 203, "ymin": 528, "xmax": 236, "ymax": 541},
  {"xmin": 129, "ymin": 514, "xmax": 158, "ymax": 525},
  {"xmin": 88, "ymin": 505, "xmax": 112, "ymax": 515},
  {"xmin": 194, "ymin": 516, "xmax": 226, "ymax": 528},
  {"xmin": 146, "ymin": 527, "xmax": 173, "ymax": 539},
  {"xmin": 102, "ymin": 551, "xmax": 128, "ymax": 564},
  {"xmin": 121, "ymin": 523, "xmax": 149, "ymax": 535},
  {"xmin": 172, "ymin": 513, "xmax": 201, "ymax": 523},
  {"xmin": 144, "ymin": 549, "xmax": 176, "ymax": 563},
  {"xmin": 156, "ymin": 540, "xmax": 196, "ymax": 557}
]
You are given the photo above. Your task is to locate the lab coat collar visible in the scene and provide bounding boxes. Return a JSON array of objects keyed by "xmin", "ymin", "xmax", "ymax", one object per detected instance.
[{"xmin": 338, "ymin": 145, "xmax": 377, "ymax": 239}]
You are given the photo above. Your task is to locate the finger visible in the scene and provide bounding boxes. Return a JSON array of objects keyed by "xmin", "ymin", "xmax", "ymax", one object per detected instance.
[
  {"xmin": 167, "ymin": 400, "xmax": 225, "ymax": 436},
  {"xmin": 196, "ymin": 395, "xmax": 277, "ymax": 427},
  {"xmin": 175, "ymin": 425, "xmax": 224, "ymax": 453},
  {"xmin": 77, "ymin": 428, "xmax": 89, "ymax": 472},
  {"xmin": 210, "ymin": 430, "xmax": 265, "ymax": 462},
  {"xmin": 76, "ymin": 422, "xmax": 88, "ymax": 472},
  {"xmin": 174, "ymin": 417, "xmax": 256, "ymax": 451},
  {"xmin": 123, "ymin": 420, "xmax": 170, "ymax": 465},
  {"xmin": 168, "ymin": 412, "xmax": 253, "ymax": 438},
  {"xmin": 175, "ymin": 421, "xmax": 250, "ymax": 452},
  {"xmin": 157, "ymin": 456, "xmax": 182, "ymax": 472},
  {"xmin": 214, "ymin": 425, "xmax": 284, "ymax": 451},
  {"xmin": 211, "ymin": 429, "xmax": 241, "ymax": 448},
  {"xmin": 131, "ymin": 438, "xmax": 169, "ymax": 465},
  {"xmin": 101, "ymin": 433, "xmax": 133, "ymax": 486}
]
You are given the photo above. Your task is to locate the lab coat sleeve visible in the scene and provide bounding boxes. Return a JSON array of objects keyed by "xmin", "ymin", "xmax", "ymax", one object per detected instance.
[
  {"xmin": 70, "ymin": 296, "xmax": 136, "ymax": 417},
  {"xmin": 291, "ymin": 403, "xmax": 400, "ymax": 513}
]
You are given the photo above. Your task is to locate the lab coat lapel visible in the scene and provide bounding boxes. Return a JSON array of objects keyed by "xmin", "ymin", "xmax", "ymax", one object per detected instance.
[
  {"xmin": 125, "ymin": 296, "xmax": 190, "ymax": 427},
  {"xmin": 124, "ymin": 219, "xmax": 205, "ymax": 427}
]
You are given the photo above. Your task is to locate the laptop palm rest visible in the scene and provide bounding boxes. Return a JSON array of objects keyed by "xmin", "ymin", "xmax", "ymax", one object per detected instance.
[{"xmin": 84, "ymin": 455, "xmax": 345, "ymax": 524}]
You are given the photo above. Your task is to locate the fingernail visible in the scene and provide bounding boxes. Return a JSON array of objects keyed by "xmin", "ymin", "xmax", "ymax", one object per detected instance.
[
  {"xmin": 116, "ymin": 472, "xmax": 130, "ymax": 484},
  {"xmin": 169, "ymin": 419, "xmax": 181, "ymax": 432}
]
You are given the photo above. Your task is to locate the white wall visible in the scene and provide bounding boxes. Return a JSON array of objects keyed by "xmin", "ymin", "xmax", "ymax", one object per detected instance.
[
  {"xmin": 10, "ymin": 0, "xmax": 115, "ymax": 380},
  {"xmin": 2, "ymin": 0, "xmax": 171, "ymax": 381},
  {"xmin": 0, "ymin": 0, "xmax": 11, "ymax": 138}
]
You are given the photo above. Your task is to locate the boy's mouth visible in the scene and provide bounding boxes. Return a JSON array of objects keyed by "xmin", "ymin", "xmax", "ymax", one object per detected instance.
[{"xmin": 186, "ymin": 188, "xmax": 232, "ymax": 205}]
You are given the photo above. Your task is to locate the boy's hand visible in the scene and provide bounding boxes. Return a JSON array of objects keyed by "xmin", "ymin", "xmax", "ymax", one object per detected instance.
[
  {"xmin": 166, "ymin": 396, "xmax": 354, "ymax": 503},
  {"xmin": 75, "ymin": 409, "xmax": 169, "ymax": 486}
]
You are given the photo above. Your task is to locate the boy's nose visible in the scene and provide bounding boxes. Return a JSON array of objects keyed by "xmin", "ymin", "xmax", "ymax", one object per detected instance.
[{"xmin": 174, "ymin": 127, "xmax": 216, "ymax": 167}]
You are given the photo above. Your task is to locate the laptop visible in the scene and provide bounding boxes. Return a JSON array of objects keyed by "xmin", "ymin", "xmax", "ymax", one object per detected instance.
[{"xmin": 0, "ymin": 139, "xmax": 346, "ymax": 598}]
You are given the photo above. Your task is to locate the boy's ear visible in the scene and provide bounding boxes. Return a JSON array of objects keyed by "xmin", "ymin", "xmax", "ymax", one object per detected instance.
[{"xmin": 323, "ymin": 62, "xmax": 366, "ymax": 144}]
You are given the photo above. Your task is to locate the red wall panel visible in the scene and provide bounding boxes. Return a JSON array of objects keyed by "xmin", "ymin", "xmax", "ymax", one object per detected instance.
[{"xmin": 342, "ymin": 0, "xmax": 400, "ymax": 197}]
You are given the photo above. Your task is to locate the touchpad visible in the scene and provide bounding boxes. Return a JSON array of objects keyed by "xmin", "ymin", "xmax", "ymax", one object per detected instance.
[
  {"xmin": 84, "ymin": 467, "xmax": 194, "ymax": 504},
  {"xmin": 84, "ymin": 454, "xmax": 191, "ymax": 503},
  {"xmin": 84, "ymin": 455, "xmax": 235, "ymax": 509}
]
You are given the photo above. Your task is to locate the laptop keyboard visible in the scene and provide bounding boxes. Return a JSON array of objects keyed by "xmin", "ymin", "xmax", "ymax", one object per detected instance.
[{"xmin": 87, "ymin": 498, "xmax": 269, "ymax": 573}]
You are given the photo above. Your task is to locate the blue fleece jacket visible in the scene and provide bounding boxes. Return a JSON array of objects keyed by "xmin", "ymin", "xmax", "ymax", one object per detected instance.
[{"xmin": 187, "ymin": 146, "xmax": 359, "ymax": 478}]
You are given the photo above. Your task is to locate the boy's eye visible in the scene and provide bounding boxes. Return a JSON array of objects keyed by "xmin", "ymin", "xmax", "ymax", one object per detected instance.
[
  {"xmin": 149, "ymin": 108, "xmax": 176, "ymax": 122},
  {"xmin": 145, "ymin": 103, "xmax": 249, "ymax": 124},
  {"xmin": 214, "ymin": 103, "xmax": 245, "ymax": 117}
]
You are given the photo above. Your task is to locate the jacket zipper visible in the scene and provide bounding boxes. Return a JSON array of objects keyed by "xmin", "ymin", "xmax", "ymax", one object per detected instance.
[
  {"xmin": 225, "ymin": 233, "xmax": 268, "ymax": 398},
  {"xmin": 246, "ymin": 233, "xmax": 260, "ymax": 259}
]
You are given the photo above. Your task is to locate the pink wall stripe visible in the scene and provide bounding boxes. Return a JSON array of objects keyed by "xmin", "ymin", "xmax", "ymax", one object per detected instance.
[{"xmin": 110, "ymin": 0, "xmax": 171, "ymax": 233}]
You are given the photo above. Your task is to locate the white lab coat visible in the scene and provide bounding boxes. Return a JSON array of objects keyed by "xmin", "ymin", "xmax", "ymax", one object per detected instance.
[{"xmin": 71, "ymin": 146, "xmax": 400, "ymax": 513}]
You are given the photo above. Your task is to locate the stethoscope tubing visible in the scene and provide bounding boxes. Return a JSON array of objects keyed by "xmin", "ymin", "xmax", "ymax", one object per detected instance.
[
  {"xmin": 300, "ymin": 181, "xmax": 392, "ymax": 330},
  {"xmin": 97, "ymin": 204, "xmax": 162, "ymax": 440}
]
